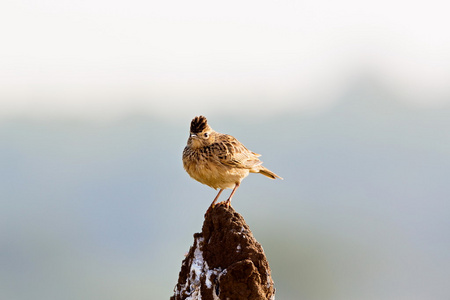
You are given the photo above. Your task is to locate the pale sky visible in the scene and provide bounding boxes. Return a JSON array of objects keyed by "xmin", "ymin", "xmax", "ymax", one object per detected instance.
[{"xmin": 1, "ymin": 0, "xmax": 450, "ymax": 119}]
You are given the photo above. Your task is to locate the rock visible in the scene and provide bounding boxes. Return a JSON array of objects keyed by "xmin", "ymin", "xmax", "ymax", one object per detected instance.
[{"xmin": 171, "ymin": 204, "xmax": 275, "ymax": 300}]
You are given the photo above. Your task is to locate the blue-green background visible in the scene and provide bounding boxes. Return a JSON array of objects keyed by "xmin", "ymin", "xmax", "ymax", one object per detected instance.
[{"xmin": 1, "ymin": 85, "xmax": 449, "ymax": 299}]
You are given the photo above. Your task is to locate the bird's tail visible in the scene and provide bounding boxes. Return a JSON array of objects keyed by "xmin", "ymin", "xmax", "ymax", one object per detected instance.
[{"xmin": 258, "ymin": 167, "xmax": 283, "ymax": 180}]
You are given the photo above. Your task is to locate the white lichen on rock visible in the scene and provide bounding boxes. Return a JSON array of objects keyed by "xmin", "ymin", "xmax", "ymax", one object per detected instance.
[
  {"xmin": 177, "ymin": 236, "xmax": 228, "ymax": 300},
  {"xmin": 179, "ymin": 237, "xmax": 204, "ymax": 299}
]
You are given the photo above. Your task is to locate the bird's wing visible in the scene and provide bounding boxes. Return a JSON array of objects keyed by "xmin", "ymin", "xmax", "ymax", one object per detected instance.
[{"xmin": 211, "ymin": 134, "xmax": 262, "ymax": 169}]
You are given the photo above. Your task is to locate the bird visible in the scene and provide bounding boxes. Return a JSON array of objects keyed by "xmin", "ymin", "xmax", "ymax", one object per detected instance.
[{"xmin": 182, "ymin": 116, "xmax": 282, "ymax": 210}]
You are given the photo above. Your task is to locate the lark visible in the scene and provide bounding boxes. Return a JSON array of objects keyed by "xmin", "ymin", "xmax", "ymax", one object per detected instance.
[{"xmin": 182, "ymin": 116, "xmax": 282, "ymax": 210}]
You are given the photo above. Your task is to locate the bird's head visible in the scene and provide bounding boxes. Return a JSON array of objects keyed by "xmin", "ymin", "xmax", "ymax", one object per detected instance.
[{"xmin": 187, "ymin": 116, "xmax": 215, "ymax": 148}]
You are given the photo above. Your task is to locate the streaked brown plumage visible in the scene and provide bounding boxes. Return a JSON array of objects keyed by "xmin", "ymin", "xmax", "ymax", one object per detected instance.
[{"xmin": 182, "ymin": 116, "xmax": 282, "ymax": 209}]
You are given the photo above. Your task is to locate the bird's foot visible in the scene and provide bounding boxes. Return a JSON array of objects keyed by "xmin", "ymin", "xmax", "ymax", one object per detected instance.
[
  {"xmin": 225, "ymin": 199, "xmax": 232, "ymax": 208},
  {"xmin": 205, "ymin": 199, "xmax": 232, "ymax": 215},
  {"xmin": 205, "ymin": 203, "xmax": 215, "ymax": 215}
]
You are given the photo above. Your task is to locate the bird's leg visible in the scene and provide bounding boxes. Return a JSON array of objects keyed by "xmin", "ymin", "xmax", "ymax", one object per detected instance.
[
  {"xmin": 207, "ymin": 189, "xmax": 224, "ymax": 213},
  {"xmin": 211, "ymin": 189, "xmax": 224, "ymax": 207},
  {"xmin": 225, "ymin": 182, "xmax": 240, "ymax": 208}
]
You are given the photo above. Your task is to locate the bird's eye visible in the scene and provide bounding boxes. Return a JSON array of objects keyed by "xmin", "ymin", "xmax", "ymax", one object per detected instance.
[{"xmin": 204, "ymin": 132, "xmax": 209, "ymax": 138}]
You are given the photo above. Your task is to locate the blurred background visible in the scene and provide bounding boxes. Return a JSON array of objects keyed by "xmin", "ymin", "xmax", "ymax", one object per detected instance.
[{"xmin": 1, "ymin": 0, "xmax": 450, "ymax": 299}]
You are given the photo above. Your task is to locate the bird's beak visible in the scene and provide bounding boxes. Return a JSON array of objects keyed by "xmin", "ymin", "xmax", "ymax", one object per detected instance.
[{"xmin": 190, "ymin": 133, "xmax": 197, "ymax": 138}]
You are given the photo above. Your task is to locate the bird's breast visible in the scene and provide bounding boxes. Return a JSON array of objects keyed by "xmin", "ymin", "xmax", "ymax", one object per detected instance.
[{"xmin": 183, "ymin": 147, "xmax": 249, "ymax": 189}]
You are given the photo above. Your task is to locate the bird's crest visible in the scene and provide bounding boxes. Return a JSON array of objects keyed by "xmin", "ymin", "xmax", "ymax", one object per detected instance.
[{"xmin": 190, "ymin": 116, "xmax": 209, "ymax": 133}]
